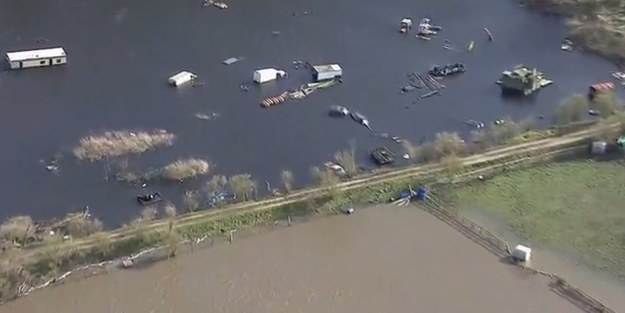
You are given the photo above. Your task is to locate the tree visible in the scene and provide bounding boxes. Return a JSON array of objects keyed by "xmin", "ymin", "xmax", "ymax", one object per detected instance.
[
  {"xmin": 433, "ymin": 132, "xmax": 464, "ymax": 157},
  {"xmin": 553, "ymin": 94, "xmax": 588, "ymax": 125},
  {"xmin": 418, "ymin": 142, "xmax": 439, "ymax": 162},
  {"xmin": 64, "ymin": 213, "xmax": 103, "ymax": 238},
  {"xmin": 280, "ymin": 169, "xmax": 295, "ymax": 193},
  {"xmin": 204, "ymin": 175, "xmax": 227, "ymax": 195},
  {"xmin": 439, "ymin": 155, "xmax": 463, "ymax": 182},
  {"xmin": 400, "ymin": 140, "xmax": 420, "ymax": 162},
  {"xmin": 310, "ymin": 166, "xmax": 340, "ymax": 198},
  {"xmin": 592, "ymin": 91, "xmax": 620, "ymax": 117},
  {"xmin": 334, "ymin": 148, "xmax": 359, "ymax": 177},
  {"xmin": 164, "ymin": 204, "xmax": 179, "ymax": 257},
  {"xmin": 182, "ymin": 190, "xmax": 200, "ymax": 212},
  {"xmin": 227, "ymin": 174, "xmax": 257, "ymax": 201},
  {"xmin": 0, "ymin": 216, "xmax": 35, "ymax": 245}
]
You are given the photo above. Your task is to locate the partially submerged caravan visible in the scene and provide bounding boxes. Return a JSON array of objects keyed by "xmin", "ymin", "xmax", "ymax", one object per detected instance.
[
  {"xmin": 168, "ymin": 71, "xmax": 197, "ymax": 87},
  {"xmin": 5, "ymin": 47, "xmax": 67, "ymax": 70}
]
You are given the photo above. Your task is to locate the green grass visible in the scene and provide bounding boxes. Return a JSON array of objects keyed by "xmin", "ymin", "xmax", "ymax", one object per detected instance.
[{"xmin": 447, "ymin": 159, "xmax": 625, "ymax": 277}]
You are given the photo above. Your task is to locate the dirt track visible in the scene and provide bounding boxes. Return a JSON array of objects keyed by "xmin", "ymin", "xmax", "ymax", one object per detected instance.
[{"xmin": 8, "ymin": 125, "xmax": 603, "ymax": 265}]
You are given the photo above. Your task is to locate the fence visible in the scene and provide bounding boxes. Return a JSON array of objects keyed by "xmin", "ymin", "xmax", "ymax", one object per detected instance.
[{"xmin": 421, "ymin": 196, "xmax": 616, "ymax": 313}]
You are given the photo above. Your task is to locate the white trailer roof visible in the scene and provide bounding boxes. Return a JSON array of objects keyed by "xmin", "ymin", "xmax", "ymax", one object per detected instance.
[
  {"xmin": 5, "ymin": 47, "xmax": 66, "ymax": 62},
  {"xmin": 313, "ymin": 64, "xmax": 342, "ymax": 72}
]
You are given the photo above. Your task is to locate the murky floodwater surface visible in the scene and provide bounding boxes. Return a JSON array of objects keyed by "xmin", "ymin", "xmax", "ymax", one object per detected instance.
[
  {"xmin": 0, "ymin": 206, "xmax": 598, "ymax": 313},
  {"xmin": 0, "ymin": 0, "xmax": 622, "ymax": 224}
]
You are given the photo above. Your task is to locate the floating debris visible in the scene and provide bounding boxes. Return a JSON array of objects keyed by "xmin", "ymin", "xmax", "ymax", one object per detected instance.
[
  {"xmin": 483, "ymin": 27, "xmax": 494, "ymax": 41},
  {"xmin": 223, "ymin": 57, "xmax": 239, "ymax": 65},
  {"xmin": 350, "ymin": 111, "xmax": 371, "ymax": 130},
  {"xmin": 465, "ymin": 120, "xmax": 485, "ymax": 129},
  {"xmin": 399, "ymin": 18, "xmax": 412, "ymax": 34},
  {"xmin": 239, "ymin": 84, "xmax": 250, "ymax": 92},
  {"xmin": 467, "ymin": 40, "xmax": 475, "ymax": 52},
  {"xmin": 272, "ymin": 31, "xmax": 281, "ymax": 36},
  {"xmin": 137, "ymin": 192, "xmax": 162, "ymax": 205},
  {"xmin": 260, "ymin": 92, "xmax": 288, "ymax": 108},
  {"xmin": 429, "ymin": 63, "xmax": 466, "ymax": 77},
  {"xmin": 370, "ymin": 147, "xmax": 395, "ymax": 165},
  {"xmin": 194, "ymin": 112, "xmax": 220, "ymax": 120},
  {"xmin": 324, "ymin": 162, "xmax": 347, "ymax": 177},
  {"xmin": 611, "ymin": 71, "xmax": 625, "ymax": 82},
  {"xmin": 329, "ymin": 105, "xmax": 350, "ymax": 117},
  {"xmin": 561, "ymin": 38, "xmax": 574, "ymax": 52},
  {"xmin": 588, "ymin": 109, "xmax": 600, "ymax": 116},
  {"xmin": 416, "ymin": 17, "xmax": 442, "ymax": 39}
]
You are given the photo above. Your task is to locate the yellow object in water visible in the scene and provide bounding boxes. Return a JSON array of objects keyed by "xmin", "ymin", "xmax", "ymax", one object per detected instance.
[{"xmin": 467, "ymin": 40, "xmax": 475, "ymax": 52}]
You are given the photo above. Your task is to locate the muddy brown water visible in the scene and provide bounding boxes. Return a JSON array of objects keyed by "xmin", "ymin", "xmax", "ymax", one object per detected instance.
[{"xmin": 0, "ymin": 205, "xmax": 592, "ymax": 313}]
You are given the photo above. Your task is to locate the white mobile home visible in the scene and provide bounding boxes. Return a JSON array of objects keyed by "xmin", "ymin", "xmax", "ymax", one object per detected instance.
[
  {"xmin": 168, "ymin": 71, "xmax": 197, "ymax": 87},
  {"xmin": 5, "ymin": 47, "xmax": 67, "ymax": 70},
  {"xmin": 253, "ymin": 68, "xmax": 287, "ymax": 84},
  {"xmin": 312, "ymin": 64, "xmax": 342, "ymax": 82}
]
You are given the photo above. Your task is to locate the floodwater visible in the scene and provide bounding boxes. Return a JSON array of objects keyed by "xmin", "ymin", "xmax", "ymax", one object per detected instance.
[
  {"xmin": 0, "ymin": 206, "xmax": 586, "ymax": 313},
  {"xmin": 0, "ymin": 0, "xmax": 622, "ymax": 225},
  {"xmin": 461, "ymin": 207, "xmax": 625, "ymax": 312}
]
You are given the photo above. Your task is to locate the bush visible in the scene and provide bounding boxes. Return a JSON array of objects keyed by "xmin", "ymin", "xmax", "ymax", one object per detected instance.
[
  {"xmin": 204, "ymin": 175, "xmax": 228, "ymax": 195},
  {"xmin": 280, "ymin": 169, "xmax": 295, "ymax": 193},
  {"xmin": 73, "ymin": 130, "xmax": 175, "ymax": 161},
  {"xmin": 160, "ymin": 158, "xmax": 211, "ymax": 182},
  {"xmin": 554, "ymin": 94, "xmax": 588, "ymax": 125},
  {"xmin": 0, "ymin": 216, "xmax": 35, "ymax": 245},
  {"xmin": 64, "ymin": 213, "xmax": 103, "ymax": 238},
  {"xmin": 227, "ymin": 174, "xmax": 257, "ymax": 201},
  {"xmin": 334, "ymin": 148, "xmax": 359, "ymax": 177},
  {"xmin": 592, "ymin": 91, "xmax": 621, "ymax": 117},
  {"xmin": 433, "ymin": 132, "xmax": 465, "ymax": 157},
  {"xmin": 400, "ymin": 140, "xmax": 420, "ymax": 162}
]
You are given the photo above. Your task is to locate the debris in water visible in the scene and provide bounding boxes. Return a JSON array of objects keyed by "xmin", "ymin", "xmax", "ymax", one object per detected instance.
[
  {"xmin": 467, "ymin": 40, "xmax": 475, "ymax": 52},
  {"xmin": 329, "ymin": 105, "xmax": 350, "ymax": 117},
  {"xmin": 429, "ymin": 63, "xmax": 466, "ymax": 77},
  {"xmin": 350, "ymin": 111, "xmax": 372, "ymax": 131},
  {"xmin": 483, "ymin": 27, "xmax": 493, "ymax": 41},
  {"xmin": 223, "ymin": 57, "xmax": 239, "ymax": 65},
  {"xmin": 239, "ymin": 84, "xmax": 250, "ymax": 92},
  {"xmin": 194, "ymin": 112, "xmax": 220, "ymax": 120},
  {"xmin": 416, "ymin": 17, "xmax": 442, "ymax": 40},
  {"xmin": 465, "ymin": 119, "xmax": 485, "ymax": 129},
  {"xmin": 272, "ymin": 31, "xmax": 281, "ymax": 36},
  {"xmin": 399, "ymin": 18, "xmax": 412, "ymax": 34},
  {"xmin": 370, "ymin": 147, "xmax": 395, "ymax": 165},
  {"xmin": 561, "ymin": 38, "xmax": 574, "ymax": 52}
]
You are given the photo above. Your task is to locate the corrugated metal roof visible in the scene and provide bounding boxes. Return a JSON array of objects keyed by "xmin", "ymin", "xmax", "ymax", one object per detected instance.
[
  {"xmin": 590, "ymin": 82, "xmax": 615, "ymax": 90},
  {"xmin": 5, "ymin": 47, "xmax": 66, "ymax": 62}
]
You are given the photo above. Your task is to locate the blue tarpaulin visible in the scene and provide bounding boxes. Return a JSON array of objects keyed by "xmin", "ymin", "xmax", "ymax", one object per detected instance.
[{"xmin": 415, "ymin": 187, "xmax": 428, "ymax": 201}]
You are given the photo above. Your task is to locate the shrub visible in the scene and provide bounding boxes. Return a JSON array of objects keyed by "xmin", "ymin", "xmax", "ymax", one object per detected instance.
[
  {"xmin": 73, "ymin": 130, "xmax": 175, "ymax": 161},
  {"xmin": 334, "ymin": 148, "xmax": 359, "ymax": 177},
  {"xmin": 160, "ymin": 158, "xmax": 211, "ymax": 181},
  {"xmin": 554, "ymin": 94, "xmax": 588, "ymax": 125},
  {"xmin": 0, "ymin": 216, "xmax": 35, "ymax": 245},
  {"xmin": 227, "ymin": 174, "xmax": 257, "ymax": 201},
  {"xmin": 280, "ymin": 169, "xmax": 295, "ymax": 193},
  {"xmin": 64, "ymin": 213, "xmax": 103, "ymax": 238}
]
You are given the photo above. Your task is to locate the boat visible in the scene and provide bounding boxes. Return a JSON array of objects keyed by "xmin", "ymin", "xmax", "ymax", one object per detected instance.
[
  {"xmin": 612, "ymin": 71, "xmax": 625, "ymax": 81},
  {"xmin": 137, "ymin": 192, "xmax": 162, "ymax": 205},
  {"xmin": 429, "ymin": 63, "xmax": 466, "ymax": 77},
  {"xmin": 560, "ymin": 39, "xmax": 574, "ymax": 52},
  {"xmin": 329, "ymin": 105, "xmax": 350, "ymax": 117},
  {"xmin": 370, "ymin": 147, "xmax": 395, "ymax": 165},
  {"xmin": 324, "ymin": 162, "xmax": 347, "ymax": 177}
]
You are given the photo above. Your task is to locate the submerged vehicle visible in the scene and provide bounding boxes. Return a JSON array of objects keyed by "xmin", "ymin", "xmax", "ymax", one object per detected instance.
[
  {"xmin": 429, "ymin": 63, "xmax": 466, "ymax": 77},
  {"xmin": 329, "ymin": 105, "xmax": 350, "ymax": 117},
  {"xmin": 497, "ymin": 65, "xmax": 553, "ymax": 96},
  {"xmin": 206, "ymin": 191, "xmax": 236, "ymax": 208},
  {"xmin": 137, "ymin": 192, "xmax": 162, "ymax": 205},
  {"xmin": 350, "ymin": 111, "xmax": 371, "ymax": 130}
]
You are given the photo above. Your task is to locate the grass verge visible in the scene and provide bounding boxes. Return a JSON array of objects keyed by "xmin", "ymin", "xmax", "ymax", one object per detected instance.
[{"xmin": 441, "ymin": 158, "xmax": 625, "ymax": 278}]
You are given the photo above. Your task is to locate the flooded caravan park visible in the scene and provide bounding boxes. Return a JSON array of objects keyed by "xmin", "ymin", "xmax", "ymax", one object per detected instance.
[
  {"xmin": 0, "ymin": 0, "xmax": 623, "ymax": 225},
  {"xmin": 0, "ymin": 206, "xmax": 596, "ymax": 313}
]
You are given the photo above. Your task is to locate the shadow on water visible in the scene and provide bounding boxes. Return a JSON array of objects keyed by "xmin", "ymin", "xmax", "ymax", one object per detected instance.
[{"xmin": 0, "ymin": 0, "xmax": 624, "ymax": 226}]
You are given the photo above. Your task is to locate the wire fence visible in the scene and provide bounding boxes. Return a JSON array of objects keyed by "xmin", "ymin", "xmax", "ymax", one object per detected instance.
[{"xmin": 421, "ymin": 195, "xmax": 616, "ymax": 313}]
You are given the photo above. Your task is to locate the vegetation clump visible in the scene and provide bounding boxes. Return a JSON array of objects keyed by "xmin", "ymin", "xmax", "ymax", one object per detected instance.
[
  {"xmin": 0, "ymin": 216, "xmax": 35, "ymax": 246},
  {"xmin": 524, "ymin": 0, "xmax": 625, "ymax": 62},
  {"xmin": 160, "ymin": 158, "xmax": 211, "ymax": 182},
  {"xmin": 73, "ymin": 130, "xmax": 175, "ymax": 161}
]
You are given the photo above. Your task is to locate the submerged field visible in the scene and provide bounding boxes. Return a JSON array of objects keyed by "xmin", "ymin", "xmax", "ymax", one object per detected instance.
[{"xmin": 446, "ymin": 159, "xmax": 625, "ymax": 277}]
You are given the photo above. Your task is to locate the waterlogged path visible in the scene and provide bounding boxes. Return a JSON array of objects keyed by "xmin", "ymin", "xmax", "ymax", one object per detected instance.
[{"xmin": 0, "ymin": 206, "xmax": 583, "ymax": 313}]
